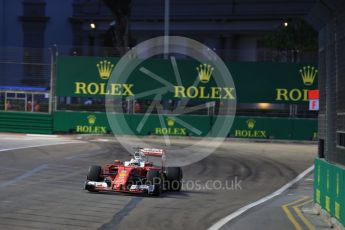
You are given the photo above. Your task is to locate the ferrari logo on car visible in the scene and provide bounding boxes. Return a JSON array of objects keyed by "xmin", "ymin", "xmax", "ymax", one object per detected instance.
[{"xmin": 119, "ymin": 170, "xmax": 127, "ymax": 177}]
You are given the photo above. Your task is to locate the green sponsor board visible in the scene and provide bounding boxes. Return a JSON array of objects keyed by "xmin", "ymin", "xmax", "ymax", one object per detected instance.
[
  {"xmin": 314, "ymin": 158, "xmax": 345, "ymax": 225},
  {"xmin": 53, "ymin": 112, "xmax": 211, "ymax": 136},
  {"xmin": 0, "ymin": 112, "xmax": 53, "ymax": 134},
  {"xmin": 56, "ymin": 57, "xmax": 235, "ymax": 102},
  {"xmin": 325, "ymin": 162, "xmax": 335, "ymax": 215},
  {"xmin": 53, "ymin": 112, "xmax": 109, "ymax": 134},
  {"xmin": 334, "ymin": 165, "xmax": 344, "ymax": 221},
  {"xmin": 53, "ymin": 112, "xmax": 317, "ymax": 140},
  {"xmin": 229, "ymin": 116, "xmax": 317, "ymax": 140},
  {"xmin": 314, "ymin": 159, "xmax": 322, "ymax": 205},
  {"xmin": 56, "ymin": 56, "xmax": 318, "ymax": 103}
]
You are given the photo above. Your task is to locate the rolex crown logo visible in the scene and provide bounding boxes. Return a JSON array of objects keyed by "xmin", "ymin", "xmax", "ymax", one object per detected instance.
[
  {"xmin": 299, "ymin": 66, "xmax": 317, "ymax": 86},
  {"xmin": 196, "ymin": 63, "xmax": 214, "ymax": 83},
  {"xmin": 96, "ymin": 60, "xmax": 114, "ymax": 80},
  {"xmin": 246, "ymin": 119, "xmax": 256, "ymax": 129},
  {"xmin": 87, "ymin": 115, "xmax": 96, "ymax": 125},
  {"xmin": 166, "ymin": 118, "xmax": 175, "ymax": 127}
]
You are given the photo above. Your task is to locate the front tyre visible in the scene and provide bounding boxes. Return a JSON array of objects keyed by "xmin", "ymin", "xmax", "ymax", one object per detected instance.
[
  {"xmin": 85, "ymin": 165, "xmax": 102, "ymax": 192},
  {"xmin": 87, "ymin": 165, "xmax": 102, "ymax": 181}
]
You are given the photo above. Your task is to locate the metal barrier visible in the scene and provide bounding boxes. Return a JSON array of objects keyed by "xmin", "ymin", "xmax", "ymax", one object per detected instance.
[
  {"xmin": 0, "ymin": 111, "xmax": 53, "ymax": 134},
  {"xmin": 0, "ymin": 46, "xmax": 52, "ymax": 113}
]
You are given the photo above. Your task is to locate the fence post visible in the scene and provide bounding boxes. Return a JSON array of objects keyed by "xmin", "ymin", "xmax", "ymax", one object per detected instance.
[{"xmin": 48, "ymin": 44, "xmax": 57, "ymax": 114}]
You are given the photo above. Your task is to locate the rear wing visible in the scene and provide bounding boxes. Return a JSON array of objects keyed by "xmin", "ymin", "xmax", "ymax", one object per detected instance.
[{"xmin": 140, "ymin": 148, "xmax": 165, "ymax": 158}]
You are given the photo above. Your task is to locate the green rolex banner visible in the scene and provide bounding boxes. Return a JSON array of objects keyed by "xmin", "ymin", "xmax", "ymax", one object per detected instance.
[
  {"xmin": 53, "ymin": 111, "xmax": 316, "ymax": 140},
  {"xmin": 56, "ymin": 56, "xmax": 317, "ymax": 103}
]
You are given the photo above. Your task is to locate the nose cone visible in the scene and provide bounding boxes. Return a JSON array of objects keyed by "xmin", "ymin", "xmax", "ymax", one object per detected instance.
[{"xmin": 114, "ymin": 167, "xmax": 131, "ymax": 189}]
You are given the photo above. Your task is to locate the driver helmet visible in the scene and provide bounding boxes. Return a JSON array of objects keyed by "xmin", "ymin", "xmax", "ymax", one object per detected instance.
[{"xmin": 130, "ymin": 158, "xmax": 140, "ymax": 165}]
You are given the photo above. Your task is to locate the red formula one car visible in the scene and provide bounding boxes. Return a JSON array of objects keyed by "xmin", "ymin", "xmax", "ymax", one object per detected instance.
[{"xmin": 84, "ymin": 148, "xmax": 183, "ymax": 196}]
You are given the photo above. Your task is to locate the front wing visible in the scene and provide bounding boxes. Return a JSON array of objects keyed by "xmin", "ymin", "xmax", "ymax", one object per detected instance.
[{"xmin": 84, "ymin": 181, "xmax": 155, "ymax": 194}]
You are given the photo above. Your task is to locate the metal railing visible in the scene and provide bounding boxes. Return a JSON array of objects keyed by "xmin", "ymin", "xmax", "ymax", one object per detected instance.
[
  {"xmin": 0, "ymin": 46, "xmax": 52, "ymax": 113},
  {"xmin": 54, "ymin": 45, "xmax": 318, "ymax": 63}
]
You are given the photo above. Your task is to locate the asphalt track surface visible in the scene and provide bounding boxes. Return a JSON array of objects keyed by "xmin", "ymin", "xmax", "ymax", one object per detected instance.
[{"xmin": 0, "ymin": 135, "xmax": 316, "ymax": 230}]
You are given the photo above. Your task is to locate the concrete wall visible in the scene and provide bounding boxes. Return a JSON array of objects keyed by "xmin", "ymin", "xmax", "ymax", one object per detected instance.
[{"xmin": 313, "ymin": 1, "xmax": 345, "ymax": 164}]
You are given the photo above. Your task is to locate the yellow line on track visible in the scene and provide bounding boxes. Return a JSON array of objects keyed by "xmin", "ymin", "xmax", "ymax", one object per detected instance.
[
  {"xmin": 282, "ymin": 205, "xmax": 303, "ymax": 230},
  {"xmin": 281, "ymin": 196, "xmax": 310, "ymax": 230},
  {"xmin": 293, "ymin": 199, "xmax": 315, "ymax": 230}
]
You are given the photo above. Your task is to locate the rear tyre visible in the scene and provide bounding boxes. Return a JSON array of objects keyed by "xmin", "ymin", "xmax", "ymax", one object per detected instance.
[
  {"xmin": 146, "ymin": 170, "xmax": 162, "ymax": 196},
  {"xmin": 165, "ymin": 167, "xmax": 183, "ymax": 191}
]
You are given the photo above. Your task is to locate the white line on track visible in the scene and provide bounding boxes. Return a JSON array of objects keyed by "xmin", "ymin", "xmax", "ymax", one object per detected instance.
[
  {"xmin": 0, "ymin": 164, "xmax": 48, "ymax": 189},
  {"xmin": 208, "ymin": 165, "xmax": 314, "ymax": 230},
  {"xmin": 26, "ymin": 134, "xmax": 59, "ymax": 138},
  {"xmin": 94, "ymin": 139, "xmax": 110, "ymax": 142},
  {"xmin": 0, "ymin": 141, "xmax": 82, "ymax": 189},
  {"xmin": 0, "ymin": 142, "xmax": 80, "ymax": 152},
  {"xmin": 0, "ymin": 138, "xmax": 38, "ymax": 141}
]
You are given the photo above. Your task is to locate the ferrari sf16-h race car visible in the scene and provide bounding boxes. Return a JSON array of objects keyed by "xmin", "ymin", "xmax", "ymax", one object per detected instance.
[{"xmin": 84, "ymin": 148, "xmax": 183, "ymax": 196}]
